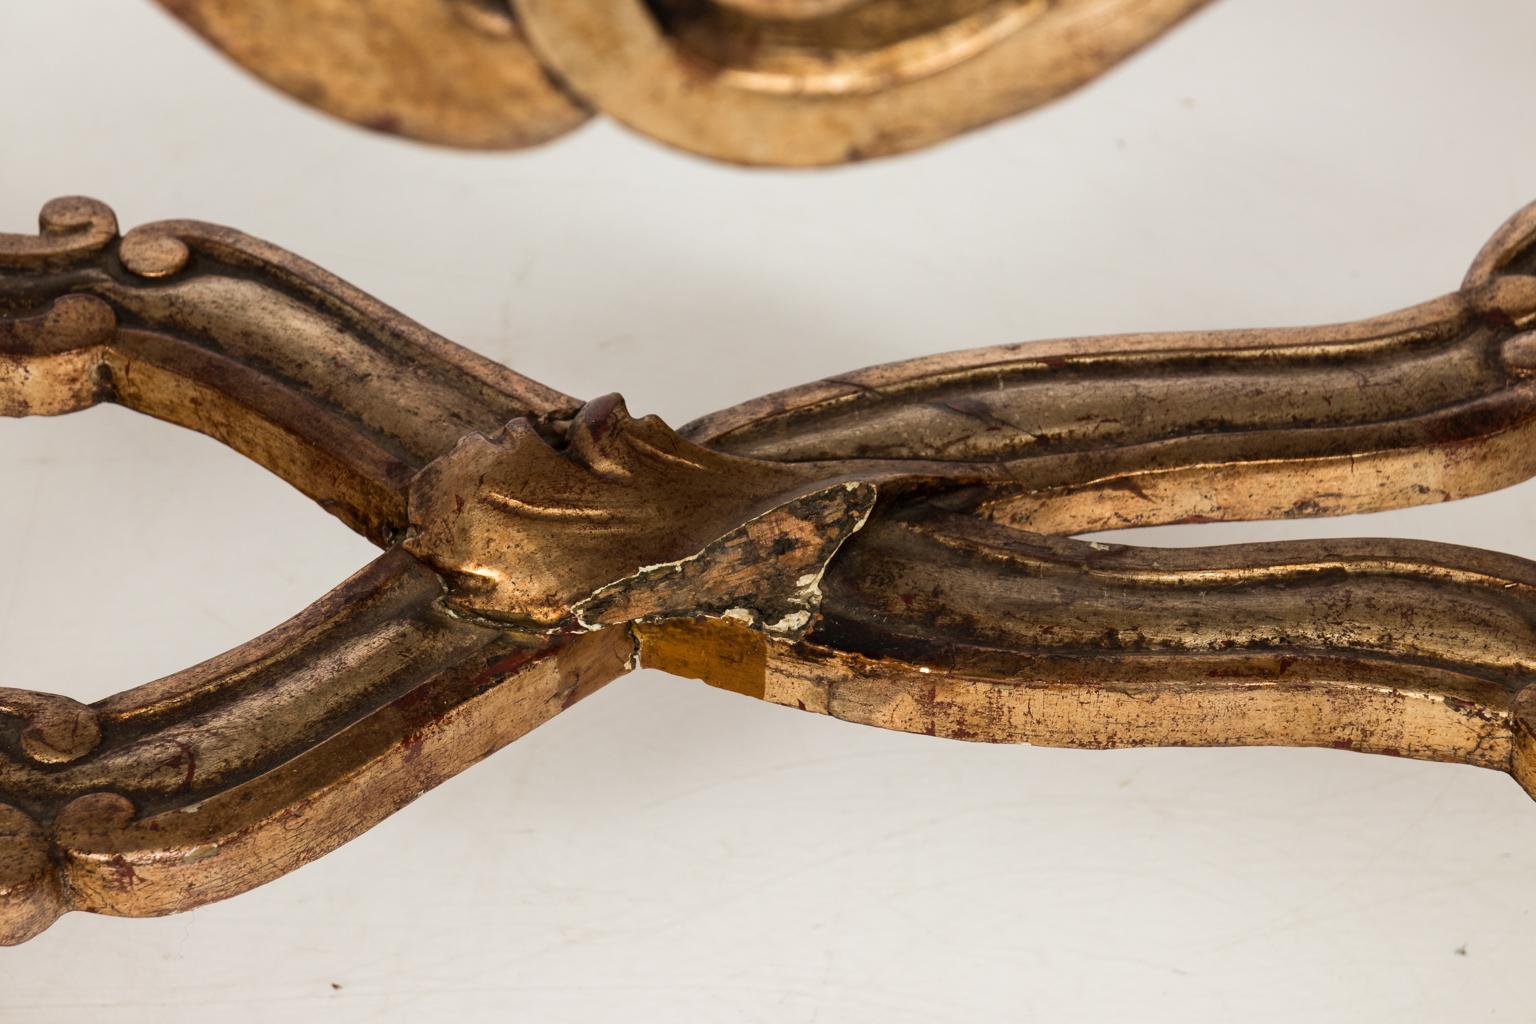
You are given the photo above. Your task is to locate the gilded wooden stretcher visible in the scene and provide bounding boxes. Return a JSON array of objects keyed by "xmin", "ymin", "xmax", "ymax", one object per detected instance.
[
  {"xmin": 4, "ymin": 196, "xmax": 1536, "ymax": 943},
  {"xmin": 152, "ymin": 0, "xmax": 1211, "ymax": 164}
]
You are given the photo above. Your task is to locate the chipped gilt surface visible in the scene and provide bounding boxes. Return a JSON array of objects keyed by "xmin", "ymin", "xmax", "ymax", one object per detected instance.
[{"xmin": 3, "ymin": 197, "xmax": 1536, "ymax": 941}]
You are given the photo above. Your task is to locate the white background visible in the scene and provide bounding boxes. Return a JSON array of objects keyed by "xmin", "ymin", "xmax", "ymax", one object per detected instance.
[{"xmin": 4, "ymin": 1, "xmax": 1536, "ymax": 1020}]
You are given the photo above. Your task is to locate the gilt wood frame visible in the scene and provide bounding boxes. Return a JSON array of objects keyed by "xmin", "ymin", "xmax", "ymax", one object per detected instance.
[{"xmin": 3, "ymin": 197, "xmax": 1536, "ymax": 942}]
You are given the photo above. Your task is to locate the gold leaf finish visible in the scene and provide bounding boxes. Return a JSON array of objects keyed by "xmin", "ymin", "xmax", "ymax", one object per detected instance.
[
  {"xmin": 5, "ymin": 197, "xmax": 1536, "ymax": 941},
  {"xmin": 153, "ymin": 0, "xmax": 591, "ymax": 149},
  {"xmin": 149, "ymin": 0, "xmax": 1208, "ymax": 164},
  {"xmin": 515, "ymin": 0, "xmax": 1210, "ymax": 165}
]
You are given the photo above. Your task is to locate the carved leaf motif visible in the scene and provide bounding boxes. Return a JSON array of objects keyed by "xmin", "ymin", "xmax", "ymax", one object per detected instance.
[{"xmin": 405, "ymin": 393, "xmax": 876, "ymax": 634}]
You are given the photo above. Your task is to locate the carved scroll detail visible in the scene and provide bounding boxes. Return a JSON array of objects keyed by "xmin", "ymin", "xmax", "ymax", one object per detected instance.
[
  {"xmin": 152, "ymin": 0, "xmax": 1209, "ymax": 165},
  {"xmin": 514, "ymin": 0, "xmax": 1210, "ymax": 165},
  {"xmin": 0, "ymin": 199, "xmax": 579, "ymax": 543}
]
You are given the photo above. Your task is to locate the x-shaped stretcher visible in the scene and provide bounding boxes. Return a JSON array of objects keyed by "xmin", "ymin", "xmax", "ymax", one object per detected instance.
[{"xmin": 2, "ymin": 196, "xmax": 1535, "ymax": 942}]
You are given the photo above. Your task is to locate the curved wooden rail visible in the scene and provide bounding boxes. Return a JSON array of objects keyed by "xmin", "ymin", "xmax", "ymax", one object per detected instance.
[
  {"xmin": 0, "ymin": 197, "xmax": 577, "ymax": 543},
  {"xmin": 4, "ymin": 197, "xmax": 1536, "ymax": 943}
]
